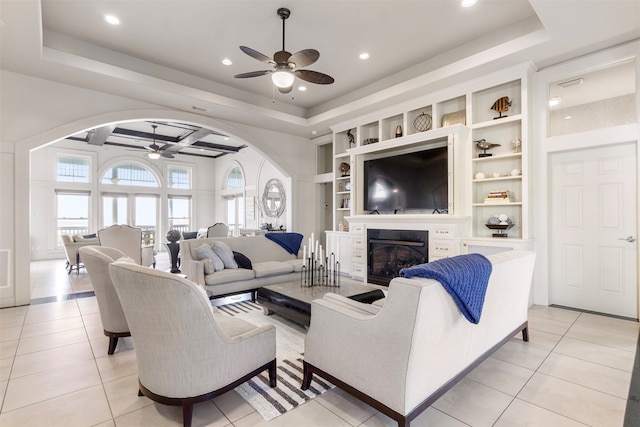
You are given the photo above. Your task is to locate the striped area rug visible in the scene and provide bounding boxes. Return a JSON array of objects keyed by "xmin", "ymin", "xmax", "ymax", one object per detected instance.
[{"xmin": 215, "ymin": 301, "xmax": 334, "ymax": 421}]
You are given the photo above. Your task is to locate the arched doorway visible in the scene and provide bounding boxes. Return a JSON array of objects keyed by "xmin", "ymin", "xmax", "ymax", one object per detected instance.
[{"xmin": 12, "ymin": 110, "xmax": 293, "ymax": 306}]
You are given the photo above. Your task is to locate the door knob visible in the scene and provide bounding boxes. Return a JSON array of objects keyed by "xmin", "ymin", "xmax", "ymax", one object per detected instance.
[{"xmin": 618, "ymin": 236, "xmax": 636, "ymax": 243}]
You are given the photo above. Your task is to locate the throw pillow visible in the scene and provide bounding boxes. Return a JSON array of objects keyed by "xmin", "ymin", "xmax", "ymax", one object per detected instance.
[
  {"xmin": 115, "ymin": 256, "xmax": 137, "ymax": 264},
  {"xmin": 212, "ymin": 241, "xmax": 238, "ymax": 269},
  {"xmin": 182, "ymin": 231, "xmax": 198, "ymax": 240},
  {"xmin": 233, "ymin": 251, "xmax": 253, "ymax": 270},
  {"xmin": 194, "ymin": 244, "xmax": 224, "ymax": 272}
]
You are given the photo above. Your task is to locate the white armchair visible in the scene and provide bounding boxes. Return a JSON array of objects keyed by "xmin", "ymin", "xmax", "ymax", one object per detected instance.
[
  {"xmin": 108, "ymin": 261, "xmax": 277, "ymax": 427},
  {"xmin": 302, "ymin": 250, "xmax": 536, "ymax": 427},
  {"xmin": 98, "ymin": 225, "xmax": 156, "ymax": 268},
  {"xmin": 206, "ymin": 223, "xmax": 229, "ymax": 238},
  {"xmin": 61, "ymin": 234, "xmax": 99, "ymax": 275},
  {"xmin": 79, "ymin": 246, "xmax": 130, "ymax": 355}
]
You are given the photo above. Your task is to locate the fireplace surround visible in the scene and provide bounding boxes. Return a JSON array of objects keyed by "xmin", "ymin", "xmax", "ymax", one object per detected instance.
[{"xmin": 367, "ymin": 229, "xmax": 428, "ymax": 286}]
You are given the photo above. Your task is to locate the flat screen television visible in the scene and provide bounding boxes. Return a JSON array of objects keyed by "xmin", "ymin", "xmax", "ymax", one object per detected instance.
[{"xmin": 363, "ymin": 146, "xmax": 449, "ymax": 212}]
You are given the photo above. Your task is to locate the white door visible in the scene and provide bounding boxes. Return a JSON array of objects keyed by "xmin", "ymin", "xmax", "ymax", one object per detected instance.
[{"xmin": 550, "ymin": 143, "xmax": 637, "ymax": 318}]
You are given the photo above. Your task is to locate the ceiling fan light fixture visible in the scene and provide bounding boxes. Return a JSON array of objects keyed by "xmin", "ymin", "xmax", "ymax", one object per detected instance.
[
  {"xmin": 234, "ymin": 7, "xmax": 334, "ymax": 90},
  {"xmin": 148, "ymin": 151, "xmax": 161, "ymax": 160},
  {"xmin": 272, "ymin": 70, "xmax": 295, "ymax": 88}
]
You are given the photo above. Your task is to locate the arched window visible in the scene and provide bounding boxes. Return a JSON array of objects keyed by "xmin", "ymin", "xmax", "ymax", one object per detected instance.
[
  {"xmin": 224, "ymin": 166, "xmax": 245, "ymax": 235},
  {"xmin": 225, "ymin": 166, "xmax": 244, "ymax": 188},
  {"xmin": 100, "ymin": 161, "xmax": 160, "ymax": 245},
  {"xmin": 101, "ymin": 161, "xmax": 159, "ymax": 187}
]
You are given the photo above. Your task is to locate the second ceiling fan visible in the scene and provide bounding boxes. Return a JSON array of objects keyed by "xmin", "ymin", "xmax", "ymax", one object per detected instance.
[{"xmin": 234, "ymin": 7, "xmax": 334, "ymax": 94}]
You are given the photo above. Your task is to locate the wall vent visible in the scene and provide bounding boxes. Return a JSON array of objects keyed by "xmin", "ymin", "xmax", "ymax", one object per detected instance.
[{"xmin": 0, "ymin": 249, "xmax": 10, "ymax": 288}]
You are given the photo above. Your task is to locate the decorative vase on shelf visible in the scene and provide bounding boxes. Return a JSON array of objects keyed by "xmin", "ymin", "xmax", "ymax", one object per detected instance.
[{"xmin": 395, "ymin": 125, "xmax": 403, "ymax": 138}]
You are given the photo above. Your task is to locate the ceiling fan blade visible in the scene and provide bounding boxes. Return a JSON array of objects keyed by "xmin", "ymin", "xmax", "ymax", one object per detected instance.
[
  {"xmin": 295, "ymin": 69, "xmax": 335, "ymax": 85},
  {"xmin": 234, "ymin": 70, "xmax": 273, "ymax": 79},
  {"xmin": 277, "ymin": 85, "xmax": 293, "ymax": 94},
  {"xmin": 273, "ymin": 50, "xmax": 292, "ymax": 64},
  {"xmin": 288, "ymin": 49, "xmax": 319, "ymax": 68},
  {"xmin": 239, "ymin": 46, "xmax": 275, "ymax": 64},
  {"xmin": 161, "ymin": 152, "xmax": 175, "ymax": 159}
]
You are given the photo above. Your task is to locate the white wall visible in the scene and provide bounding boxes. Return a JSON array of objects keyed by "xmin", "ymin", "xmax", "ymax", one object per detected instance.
[
  {"xmin": 211, "ymin": 144, "xmax": 291, "ymax": 231},
  {"xmin": 0, "ymin": 70, "xmax": 315, "ymax": 306}
]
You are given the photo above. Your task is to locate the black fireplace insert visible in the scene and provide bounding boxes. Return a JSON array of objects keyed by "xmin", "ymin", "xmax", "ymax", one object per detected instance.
[{"xmin": 367, "ymin": 229, "xmax": 428, "ymax": 286}]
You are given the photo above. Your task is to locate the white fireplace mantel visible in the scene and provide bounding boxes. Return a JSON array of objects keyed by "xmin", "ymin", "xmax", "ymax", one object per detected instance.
[
  {"xmin": 346, "ymin": 214, "xmax": 471, "ymax": 281},
  {"xmin": 346, "ymin": 214, "xmax": 470, "ymax": 228}
]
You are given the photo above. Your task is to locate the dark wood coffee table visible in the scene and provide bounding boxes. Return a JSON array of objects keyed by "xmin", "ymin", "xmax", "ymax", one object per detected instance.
[{"xmin": 256, "ymin": 280, "xmax": 385, "ymax": 327}]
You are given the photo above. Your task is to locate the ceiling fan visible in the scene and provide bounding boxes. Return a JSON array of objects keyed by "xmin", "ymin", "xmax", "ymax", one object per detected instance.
[
  {"xmin": 140, "ymin": 125, "xmax": 174, "ymax": 159},
  {"xmin": 234, "ymin": 7, "xmax": 334, "ymax": 94}
]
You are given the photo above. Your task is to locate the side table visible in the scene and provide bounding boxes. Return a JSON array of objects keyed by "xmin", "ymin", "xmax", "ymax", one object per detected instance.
[{"xmin": 165, "ymin": 241, "xmax": 181, "ymax": 273}]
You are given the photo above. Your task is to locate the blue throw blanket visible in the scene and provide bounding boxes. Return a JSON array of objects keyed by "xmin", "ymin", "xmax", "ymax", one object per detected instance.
[
  {"xmin": 265, "ymin": 232, "xmax": 304, "ymax": 255},
  {"xmin": 399, "ymin": 254, "xmax": 492, "ymax": 324}
]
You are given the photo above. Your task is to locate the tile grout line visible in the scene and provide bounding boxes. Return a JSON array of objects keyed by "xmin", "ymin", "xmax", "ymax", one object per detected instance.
[
  {"xmin": 78, "ymin": 298, "xmax": 118, "ymax": 426},
  {"xmin": 0, "ymin": 310, "xmax": 27, "ymax": 416},
  {"xmin": 492, "ymin": 311, "xmax": 583, "ymax": 426}
]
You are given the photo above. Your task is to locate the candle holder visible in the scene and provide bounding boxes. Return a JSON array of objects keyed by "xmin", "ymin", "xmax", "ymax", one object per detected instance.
[{"xmin": 301, "ymin": 251, "xmax": 340, "ymax": 287}]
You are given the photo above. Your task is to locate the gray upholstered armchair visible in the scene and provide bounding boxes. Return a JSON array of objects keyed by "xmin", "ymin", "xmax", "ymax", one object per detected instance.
[
  {"xmin": 79, "ymin": 246, "xmax": 130, "ymax": 355},
  {"xmin": 98, "ymin": 224, "xmax": 156, "ymax": 268},
  {"xmin": 108, "ymin": 261, "xmax": 277, "ymax": 427}
]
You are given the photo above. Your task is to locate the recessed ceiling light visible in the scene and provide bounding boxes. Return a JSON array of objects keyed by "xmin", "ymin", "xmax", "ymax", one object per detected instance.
[
  {"xmin": 298, "ymin": 86, "xmax": 307, "ymax": 91},
  {"xmin": 359, "ymin": 52, "xmax": 370, "ymax": 60},
  {"xmin": 104, "ymin": 14, "xmax": 120, "ymax": 25},
  {"xmin": 222, "ymin": 58, "xmax": 232, "ymax": 66},
  {"xmin": 564, "ymin": 115, "xmax": 573, "ymax": 120},
  {"xmin": 461, "ymin": 0, "xmax": 477, "ymax": 7}
]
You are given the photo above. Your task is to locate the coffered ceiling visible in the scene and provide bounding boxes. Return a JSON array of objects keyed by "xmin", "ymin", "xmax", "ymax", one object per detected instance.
[{"xmin": 1, "ymin": 0, "xmax": 638, "ymax": 142}]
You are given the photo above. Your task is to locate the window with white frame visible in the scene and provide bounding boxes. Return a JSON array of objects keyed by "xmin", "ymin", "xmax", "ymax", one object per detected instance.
[
  {"xmin": 168, "ymin": 196, "xmax": 191, "ymax": 233},
  {"xmin": 101, "ymin": 161, "xmax": 159, "ymax": 187},
  {"xmin": 167, "ymin": 165, "xmax": 191, "ymax": 189},
  {"xmin": 224, "ymin": 166, "xmax": 245, "ymax": 236},
  {"xmin": 226, "ymin": 166, "xmax": 244, "ymax": 189},
  {"xmin": 56, "ymin": 154, "xmax": 90, "ymax": 183},
  {"xmin": 99, "ymin": 161, "xmax": 160, "ymax": 246},
  {"xmin": 56, "ymin": 191, "xmax": 90, "ymax": 245}
]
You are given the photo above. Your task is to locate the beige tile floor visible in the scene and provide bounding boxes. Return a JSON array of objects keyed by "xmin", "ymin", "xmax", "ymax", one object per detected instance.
[{"xmin": 0, "ymin": 254, "xmax": 637, "ymax": 426}]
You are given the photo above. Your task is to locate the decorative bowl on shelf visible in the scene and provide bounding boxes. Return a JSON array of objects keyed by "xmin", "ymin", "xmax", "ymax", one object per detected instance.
[{"xmin": 485, "ymin": 223, "xmax": 514, "ymax": 238}]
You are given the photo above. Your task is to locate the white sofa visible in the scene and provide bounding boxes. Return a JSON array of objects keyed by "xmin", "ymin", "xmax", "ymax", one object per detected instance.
[
  {"xmin": 180, "ymin": 235, "xmax": 303, "ymax": 297},
  {"xmin": 302, "ymin": 250, "xmax": 536, "ymax": 427}
]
